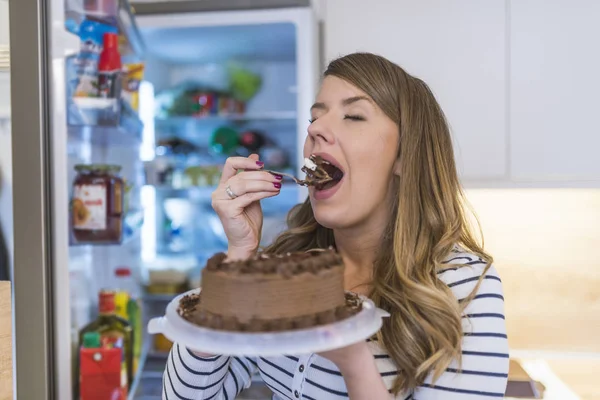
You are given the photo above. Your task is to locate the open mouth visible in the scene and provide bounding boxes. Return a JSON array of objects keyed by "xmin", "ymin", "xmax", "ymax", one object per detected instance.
[
  {"xmin": 302, "ymin": 155, "xmax": 344, "ymax": 191},
  {"xmin": 315, "ymin": 162, "xmax": 343, "ymax": 190}
]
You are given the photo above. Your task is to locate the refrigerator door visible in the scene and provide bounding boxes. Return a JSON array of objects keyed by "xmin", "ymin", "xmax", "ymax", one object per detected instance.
[
  {"xmin": 10, "ymin": 0, "xmax": 55, "ymax": 398},
  {"xmin": 10, "ymin": 0, "xmax": 128, "ymax": 398}
]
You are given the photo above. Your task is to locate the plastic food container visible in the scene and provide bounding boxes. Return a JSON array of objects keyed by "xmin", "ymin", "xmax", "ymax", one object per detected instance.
[
  {"xmin": 147, "ymin": 289, "xmax": 390, "ymax": 357},
  {"xmin": 84, "ymin": 0, "xmax": 118, "ymax": 17}
]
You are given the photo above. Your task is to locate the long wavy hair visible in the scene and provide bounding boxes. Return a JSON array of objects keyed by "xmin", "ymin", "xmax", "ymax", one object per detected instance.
[{"xmin": 263, "ymin": 52, "xmax": 492, "ymax": 394}]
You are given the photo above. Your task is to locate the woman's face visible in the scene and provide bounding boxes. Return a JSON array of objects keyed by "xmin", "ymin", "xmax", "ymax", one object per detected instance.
[{"xmin": 304, "ymin": 75, "xmax": 400, "ymax": 231}]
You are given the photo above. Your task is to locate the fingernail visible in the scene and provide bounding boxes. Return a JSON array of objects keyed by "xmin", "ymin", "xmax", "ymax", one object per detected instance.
[
  {"xmin": 256, "ymin": 161, "xmax": 264, "ymax": 167},
  {"xmin": 274, "ymin": 174, "xmax": 283, "ymax": 180},
  {"xmin": 273, "ymin": 182, "xmax": 282, "ymax": 189}
]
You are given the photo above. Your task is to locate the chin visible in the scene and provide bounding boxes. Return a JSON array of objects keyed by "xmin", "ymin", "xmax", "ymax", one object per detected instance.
[{"xmin": 311, "ymin": 203, "xmax": 347, "ymax": 230}]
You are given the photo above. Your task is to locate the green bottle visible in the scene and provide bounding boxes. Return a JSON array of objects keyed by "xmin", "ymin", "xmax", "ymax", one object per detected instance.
[{"xmin": 78, "ymin": 291, "xmax": 134, "ymax": 392}]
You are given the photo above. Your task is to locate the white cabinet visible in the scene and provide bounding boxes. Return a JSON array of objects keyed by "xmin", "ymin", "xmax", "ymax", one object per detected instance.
[
  {"xmin": 323, "ymin": 0, "xmax": 507, "ymax": 182},
  {"xmin": 0, "ymin": 0, "xmax": 8, "ymax": 46},
  {"xmin": 510, "ymin": 0, "xmax": 600, "ymax": 184}
]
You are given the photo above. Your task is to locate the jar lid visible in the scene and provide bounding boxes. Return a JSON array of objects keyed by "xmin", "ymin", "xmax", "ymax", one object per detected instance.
[
  {"xmin": 115, "ymin": 267, "xmax": 132, "ymax": 277},
  {"xmin": 75, "ymin": 164, "xmax": 122, "ymax": 174}
]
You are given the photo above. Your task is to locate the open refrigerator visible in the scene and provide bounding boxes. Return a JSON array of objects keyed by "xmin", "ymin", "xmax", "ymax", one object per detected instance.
[{"xmin": 9, "ymin": 0, "xmax": 318, "ymax": 398}]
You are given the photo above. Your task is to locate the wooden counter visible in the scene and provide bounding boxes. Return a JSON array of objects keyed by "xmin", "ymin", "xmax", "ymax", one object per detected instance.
[
  {"xmin": 0, "ymin": 281, "xmax": 12, "ymax": 400},
  {"xmin": 511, "ymin": 356, "xmax": 600, "ymax": 400}
]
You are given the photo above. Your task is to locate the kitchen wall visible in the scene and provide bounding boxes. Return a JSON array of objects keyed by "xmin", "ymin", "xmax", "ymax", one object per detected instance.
[
  {"xmin": 322, "ymin": 0, "xmax": 600, "ymax": 188},
  {"xmin": 465, "ymin": 189, "xmax": 600, "ymax": 353}
]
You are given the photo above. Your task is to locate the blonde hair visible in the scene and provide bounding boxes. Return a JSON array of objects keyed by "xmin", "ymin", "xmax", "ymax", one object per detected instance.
[{"xmin": 264, "ymin": 52, "xmax": 492, "ymax": 394}]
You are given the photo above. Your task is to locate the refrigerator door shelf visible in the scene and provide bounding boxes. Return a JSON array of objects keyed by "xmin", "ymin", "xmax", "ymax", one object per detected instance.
[
  {"xmin": 65, "ymin": 0, "xmax": 145, "ymax": 58},
  {"xmin": 147, "ymin": 288, "xmax": 390, "ymax": 357},
  {"xmin": 69, "ymin": 208, "xmax": 144, "ymax": 246},
  {"xmin": 67, "ymin": 97, "xmax": 143, "ymax": 147}
]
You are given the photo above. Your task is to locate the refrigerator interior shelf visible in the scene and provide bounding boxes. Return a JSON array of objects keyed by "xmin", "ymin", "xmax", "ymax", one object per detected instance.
[
  {"xmin": 140, "ymin": 371, "xmax": 163, "ymax": 380},
  {"xmin": 146, "ymin": 350, "xmax": 169, "ymax": 360},
  {"xmin": 65, "ymin": 0, "xmax": 145, "ymax": 58},
  {"xmin": 154, "ymin": 184, "xmax": 301, "ymax": 215},
  {"xmin": 142, "ymin": 293, "xmax": 177, "ymax": 303},
  {"xmin": 155, "ymin": 110, "xmax": 297, "ymax": 124},
  {"xmin": 67, "ymin": 97, "xmax": 143, "ymax": 147},
  {"xmin": 154, "ymin": 185, "xmax": 215, "ymax": 201}
]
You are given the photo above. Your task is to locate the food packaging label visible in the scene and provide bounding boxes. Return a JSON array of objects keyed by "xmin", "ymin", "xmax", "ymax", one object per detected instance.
[{"xmin": 73, "ymin": 184, "xmax": 107, "ymax": 230}]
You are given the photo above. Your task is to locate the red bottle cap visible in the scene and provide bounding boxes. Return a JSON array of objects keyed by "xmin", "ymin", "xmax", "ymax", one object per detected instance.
[
  {"xmin": 98, "ymin": 290, "xmax": 116, "ymax": 314},
  {"xmin": 102, "ymin": 32, "xmax": 119, "ymax": 50},
  {"xmin": 114, "ymin": 267, "xmax": 131, "ymax": 277}
]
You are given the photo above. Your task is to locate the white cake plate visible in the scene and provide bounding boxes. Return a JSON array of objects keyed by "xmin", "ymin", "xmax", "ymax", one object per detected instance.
[{"xmin": 147, "ymin": 288, "xmax": 390, "ymax": 357}]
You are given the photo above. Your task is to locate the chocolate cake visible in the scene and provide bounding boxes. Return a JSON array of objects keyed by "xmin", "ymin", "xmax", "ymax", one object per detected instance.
[
  {"xmin": 178, "ymin": 248, "xmax": 362, "ymax": 332},
  {"xmin": 300, "ymin": 155, "xmax": 344, "ymax": 189}
]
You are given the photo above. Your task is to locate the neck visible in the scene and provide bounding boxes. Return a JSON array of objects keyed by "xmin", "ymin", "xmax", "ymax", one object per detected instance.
[{"xmin": 334, "ymin": 216, "xmax": 388, "ymax": 294}]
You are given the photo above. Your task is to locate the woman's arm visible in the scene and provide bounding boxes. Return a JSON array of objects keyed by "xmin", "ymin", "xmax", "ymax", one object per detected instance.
[
  {"xmin": 162, "ymin": 342, "xmax": 258, "ymax": 399},
  {"xmin": 335, "ymin": 342, "xmax": 393, "ymax": 400}
]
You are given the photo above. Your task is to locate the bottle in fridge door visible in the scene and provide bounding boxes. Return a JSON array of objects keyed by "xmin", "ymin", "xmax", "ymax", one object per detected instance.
[
  {"xmin": 78, "ymin": 290, "xmax": 134, "ymax": 397},
  {"xmin": 113, "ymin": 266, "xmax": 142, "ymax": 375},
  {"xmin": 97, "ymin": 32, "xmax": 122, "ymax": 99},
  {"xmin": 79, "ymin": 332, "xmax": 124, "ymax": 400}
]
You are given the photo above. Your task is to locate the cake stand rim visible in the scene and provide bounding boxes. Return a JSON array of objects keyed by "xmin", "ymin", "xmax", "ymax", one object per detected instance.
[{"xmin": 148, "ymin": 288, "xmax": 390, "ymax": 356}]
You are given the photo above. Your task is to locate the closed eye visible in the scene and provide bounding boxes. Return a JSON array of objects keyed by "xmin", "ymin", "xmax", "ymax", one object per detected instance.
[{"xmin": 344, "ymin": 114, "xmax": 365, "ymax": 121}]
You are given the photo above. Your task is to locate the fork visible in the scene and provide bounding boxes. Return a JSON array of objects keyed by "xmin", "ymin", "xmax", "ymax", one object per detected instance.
[
  {"xmin": 266, "ymin": 169, "xmax": 334, "ymax": 187},
  {"xmin": 266, "ymin": 170, "xmax": 308, "ymax": 186}
]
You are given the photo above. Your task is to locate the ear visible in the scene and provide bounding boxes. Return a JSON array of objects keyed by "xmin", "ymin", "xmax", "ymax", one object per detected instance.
[{"xmin": 393, "ymin": 158, "xmax": 401, "ymax": 176}]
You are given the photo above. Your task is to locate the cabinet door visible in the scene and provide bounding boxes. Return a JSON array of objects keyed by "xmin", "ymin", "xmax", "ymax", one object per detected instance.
[
  {"xmin": 510, "ymin": 0, "xmax": 600, "ymax": 183},
  {"xmin": 323, "ymin": 0, "xmax": 507, "ymax": 181},
  {"xmin": 0, "ymin": 1, "xmax": 8, "ymax": 46}
]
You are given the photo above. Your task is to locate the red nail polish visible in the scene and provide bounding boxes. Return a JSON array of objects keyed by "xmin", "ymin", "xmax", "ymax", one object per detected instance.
[
  {"xmin": 273, "ymin": 182, "xmax": 282, "ymax": 189},
  {"xmin": 274, "ymin": 174, "xmax": 283, "ymax": 180},
  {"xmin": 256, "ymin": 161, "xmax": 264, "ymax": 167}
]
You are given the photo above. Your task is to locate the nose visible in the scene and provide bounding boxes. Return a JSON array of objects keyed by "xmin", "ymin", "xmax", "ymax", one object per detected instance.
[{"xmin": 307, "ymin": 116, "xmax": 335, "ymax": 145}]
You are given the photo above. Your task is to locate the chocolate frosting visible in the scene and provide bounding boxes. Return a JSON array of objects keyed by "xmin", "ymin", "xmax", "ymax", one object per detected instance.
[
  {"xmin": 196, "ymin": 248, "xmax": 348, "ymax": 325},
  {"xmin": 200, "ymin": 265, "xmax": 345, "ymax": 322},
  {"xmin": 179, "ymin": 292, "xmax": 362, "ymax": 332},
  {"xmin": 206, "ymin": 247, "xmax": 342, "ymax": 276}
]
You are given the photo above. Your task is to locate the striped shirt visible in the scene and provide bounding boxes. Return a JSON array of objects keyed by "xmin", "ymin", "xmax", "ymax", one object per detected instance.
[{"xmin": 162, "ymin": 250, "xmax": 509, "ymax": 399}]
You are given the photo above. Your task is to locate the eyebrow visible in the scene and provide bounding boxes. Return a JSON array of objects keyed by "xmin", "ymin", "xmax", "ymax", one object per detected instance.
[{"xmin": 310, "ymin": 95, "xmax": 372, "ymax": 111}]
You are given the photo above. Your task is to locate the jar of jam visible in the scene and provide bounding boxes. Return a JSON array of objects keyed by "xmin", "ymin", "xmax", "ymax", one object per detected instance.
[{"xmin": 71, "ymin": 164, "xmax": 124, "ymax": 244}]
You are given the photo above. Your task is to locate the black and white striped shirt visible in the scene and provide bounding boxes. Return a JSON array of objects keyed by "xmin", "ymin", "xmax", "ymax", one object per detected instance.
[{"xmin": 163, "ymin": 250, "xmax": 509, "ymax": 399}]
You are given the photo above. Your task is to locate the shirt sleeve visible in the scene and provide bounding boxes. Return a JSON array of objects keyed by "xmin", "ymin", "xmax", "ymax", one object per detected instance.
[
  {"xmin": 411, "ymin": 262, "xmax": 509, "ymax": 399},
  {"xmin": 162, "ymin": 342, "xmax": 259, "ymax": 399}
]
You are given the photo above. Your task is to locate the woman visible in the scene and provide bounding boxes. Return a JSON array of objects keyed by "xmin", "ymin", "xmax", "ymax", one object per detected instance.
[{"xmin": 163, "ymin": 53, "xmax": 509, "ymax": 400}]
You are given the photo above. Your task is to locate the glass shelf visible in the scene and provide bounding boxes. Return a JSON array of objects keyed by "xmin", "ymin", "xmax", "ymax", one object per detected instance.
[
  {"xmin": 142, "ymin": 293, "xmax": 176, "ymax": 303},
  {"xmin": 155, "ymin": 111, "xmax": 297, "ymax": 125},
  {"xmin": 153, "ymin": 183, "xmax": 300, "ymax": 207},
  {"xmin": 67, "ymin": 98, "xmax": 143, "ymax": 147}
]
